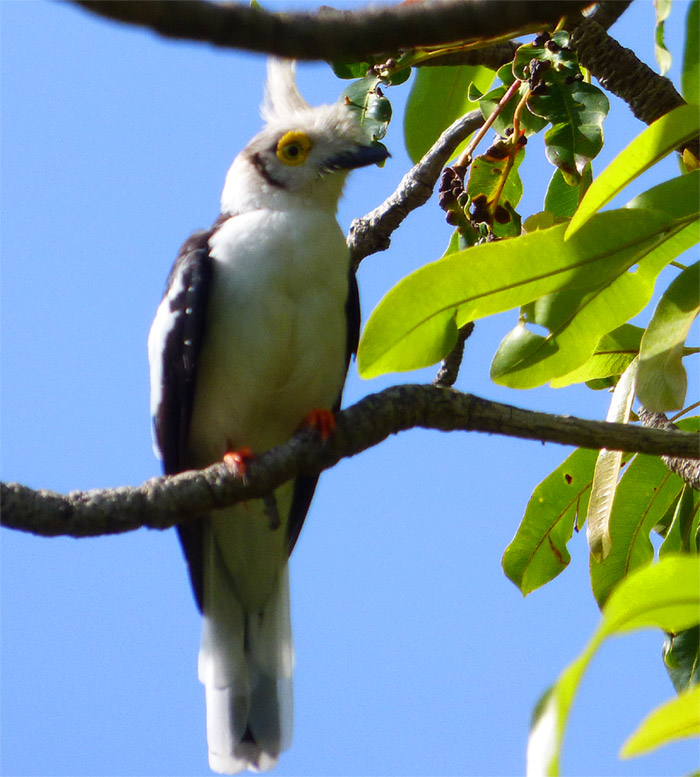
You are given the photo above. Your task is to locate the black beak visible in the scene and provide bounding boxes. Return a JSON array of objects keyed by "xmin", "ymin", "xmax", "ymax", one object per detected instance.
[{"xmin": 324, "ymin": 142, "xmax": 390, "ymax": 171}]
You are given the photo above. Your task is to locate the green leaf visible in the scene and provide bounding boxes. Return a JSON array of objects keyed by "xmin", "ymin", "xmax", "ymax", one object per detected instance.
[
  {"xmin": 358, "ymin": 208, "xmax": 676, "ymax": 379},
  {"xmin": 550, "ymin": 324, "xmax": 643, "ymax": 388},
  {"xmin": 621, "ymin": 684, "xmax": 700, "ymax": 758},
  {"xmin": 682, "ymin": 0, "xmax": 700, "ymax": 104},
  {"xmin": 625, "ymin": 169, "xmax": 700, "ymax": 221},
  {"xmin": 489, "ymin": 220, "xmax": 696, "ymax": 389},
  {"xmin": 590, "ymin": 454, "xmax": 685, "ymax": 607},
  {"xmin": 637, "ymin": 261, "xmax": 700, "ymax": 412},
  {"xmin": 664, "ymin": 625, "xmax": 700, "ymax": 693},
  {"xmin": 660, "ymin": 485, "xmax": 700, "ymax": 556},
  {"xmin": 341, "ymin": 77, "xmax": 392, "ymax": 141},
  {"xmin": 331, "ymin": 61, "xmax": 373, "ymax": 80},
  {"xmin": 654, "ymin": 0, "xmax": 673, "ymax": 75},
  {"xmin": 502, "ymin": 448, "xmax": 599, "ymax": 595},
  {"xmin": 586, "ymin": 360, "xmax": 638, "ymax": 562},
  {"xmin": 544, "ymin": 165, "xmax": 591, "ymax": 221},
  {"xmin": 529, "ymin": 75, "xmax": 609, "ymax": 184},
  {"xmin": 567, "ymin": 104, "xmax": 700, "ymax": 237},
  {"xmin": 527, "ymin": 555, "xmax": 700, "ymax": 776},
  {"xmin": 404, "ymin": 65, "xmax": 494, "ymax": 164}
]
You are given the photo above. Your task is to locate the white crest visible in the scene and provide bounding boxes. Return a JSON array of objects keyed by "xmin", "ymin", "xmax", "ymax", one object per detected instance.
[{"xmin": 261, "ymin": 59, "xmax": 311, "ymax": 123}]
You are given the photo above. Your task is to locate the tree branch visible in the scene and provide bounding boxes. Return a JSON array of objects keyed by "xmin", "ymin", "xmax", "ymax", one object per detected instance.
[
  {"xmin": 3, "ymin": 385, "xmax": 698, "ymax": 539},
  {"xmin": 348, "ymin": 110, "xmax": 483, "ymax": 267},
  {"xmin": 72, "ymin": 0, "xmax": 593, "ymax": 61},
  {"xmin": 638, "ymin": 407, "xmax": 700, "ymax": 490}
]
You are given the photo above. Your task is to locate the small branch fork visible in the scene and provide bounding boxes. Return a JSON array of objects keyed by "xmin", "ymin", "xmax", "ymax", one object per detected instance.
[{"xmin": 2, "ymin": 384, "xmax": 698, "ymax": 539}]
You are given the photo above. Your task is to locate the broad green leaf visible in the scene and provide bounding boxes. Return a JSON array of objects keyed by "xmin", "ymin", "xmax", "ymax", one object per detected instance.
[
  {"xmin": 544, "ymin": 165, "xmax": 591, "ymax": 221},
  {"xmin": 664, "ymin": 624, "xmax": 700, "ymax": 693},
  {"xmin": 567, "ymin": 104, "xmax": 700, "ymax": 237},
  {"xmin": 637, "ymin": 261, "xmax": 700, "ymax": 412},
  {"xmin": 489, "ymin": 221, "xmax": 696, "ymax": 389},
  {"xmin": 590, "ymin": 454, "xmax": 685, "ymax": 608},
  {"xmin": 529, "ymin": 75, "xmax": 609, "ymax": 185},
  {"xmin": 404, "ymin": 65, "xmax": 494, "ymax": 164},
  {"xmin": 502, "ymin": 448, "xmax": 599, "ymax": 595},
  {"xmin": 527, "ymin": 555, "xmax": 700, "ymax": 777},
  {"xmin": 358, "ymin": 208, "xmax": 675, "ymax": 378},
  {"xmin": 621, "ymin": 684, "xmax": 700, "ymax": 758},
  {"xmin": 467, "ymin": 142, "xmax": 524, "ymax": 210},
  {"xmin": 654, "ymin": 0, "xmax": 673, "ymax": 75},
  {"xmin": 682, "ymin": 0, "xmax": 700, "ymax": 104},
  {"xmin": 625, "ymin": 169, "xmax": 700, "ymax": 221},
  {"xmin": 660, "ymin": 485, "xmax": 700, "ymax": 557},
  {"xmin": 550, "ymin": 324, "xmax": 643, "ymax": 388},
  {"xmin": 586, "ymin": 360, "xmax": 638, "ymax": 562}
]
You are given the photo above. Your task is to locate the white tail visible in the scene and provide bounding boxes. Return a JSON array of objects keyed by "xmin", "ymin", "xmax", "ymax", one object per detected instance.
[{"xmin": 199, "ymin": 522, "xmax": 294, "ymax": 773}]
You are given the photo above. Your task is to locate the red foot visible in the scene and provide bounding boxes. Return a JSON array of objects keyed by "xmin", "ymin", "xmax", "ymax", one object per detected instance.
[
  {"xmin": 223, "ymin": 446, "xmax": 254, "ymax": 478},
  {"xmin": 300, "ymin": 408, "xmax": 337, "ymax": 441}
]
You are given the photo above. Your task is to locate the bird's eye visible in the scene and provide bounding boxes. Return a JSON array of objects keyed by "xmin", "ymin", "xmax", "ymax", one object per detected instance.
[{"xmin": 276, "ymin": 131, "xmax": 313, "ymax": 166}]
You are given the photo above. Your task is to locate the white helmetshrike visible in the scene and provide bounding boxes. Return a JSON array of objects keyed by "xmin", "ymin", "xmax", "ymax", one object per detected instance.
[{"xmin": 148, "ymin": 60, "xmax": 388, "ymax": 774}]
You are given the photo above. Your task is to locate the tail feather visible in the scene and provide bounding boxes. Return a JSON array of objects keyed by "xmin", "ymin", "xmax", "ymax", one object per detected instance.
[{"xmin": 199, "ymin": 525, "xmax": 294, "ymax": 774}]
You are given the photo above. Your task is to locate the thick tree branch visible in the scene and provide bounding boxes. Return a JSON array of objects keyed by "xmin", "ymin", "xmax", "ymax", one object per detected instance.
[
  {"xmin": 2, "ymin": 385, "xmax": 698, "ymax": 539},
  {"xmin": 638, "ymin": 407, "xmax": 700, "ymax": 490},
  {"xmin": 72, "ymin": 0, "xmax": 591, "ymax": 61},
  {"xmin": 348, "ymin": 110, "xmax": 483, "ymax": 267}
]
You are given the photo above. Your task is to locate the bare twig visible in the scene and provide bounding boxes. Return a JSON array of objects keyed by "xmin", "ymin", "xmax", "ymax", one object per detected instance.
[
  {"xmin": 433, "ymin": 323, "xmax": 475, "ymax": 388},
  {"xmin": 3, "ymin": 384, "xmax": 698, "ymax": 539},
  {"xmin": 72, "ymin": 0, "xmax": 590, "ymax": 61},
  {"xmin": 638, "ymin": 407, "xmax": 700, "ymax": 490},
  {"xmin": 348, "ymin": 110, "xmax": 483, "ymax": 267}
]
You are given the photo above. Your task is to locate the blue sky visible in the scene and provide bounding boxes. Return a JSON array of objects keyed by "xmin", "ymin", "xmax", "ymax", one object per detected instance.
[{"xmin": 1, "ymin": 2, "xmax": 697, "ymax": 776}]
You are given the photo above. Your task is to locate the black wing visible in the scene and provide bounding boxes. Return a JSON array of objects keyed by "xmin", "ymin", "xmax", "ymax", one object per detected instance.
[
  {"xmin": 286, "ymin": 267, "xmax": 361, "ymax": 554},
  {"xmin": 151, "ymin": 226, "xmax": 218, "ymax": 610}
]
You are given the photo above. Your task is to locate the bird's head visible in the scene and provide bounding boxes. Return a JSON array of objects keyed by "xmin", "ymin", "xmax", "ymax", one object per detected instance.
[{"xmin": 221, "ymin": 60, "xmax": 389, "ymax": 214}]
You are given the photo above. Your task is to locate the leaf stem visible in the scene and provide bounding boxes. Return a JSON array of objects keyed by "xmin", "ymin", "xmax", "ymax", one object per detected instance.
[{"xmin": 453, "ymin": 77, "xmax": 521, "ymax": 172}]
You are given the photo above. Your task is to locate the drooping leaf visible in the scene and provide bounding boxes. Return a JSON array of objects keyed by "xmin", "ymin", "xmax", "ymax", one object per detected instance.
[
  {"xmin": 637, "ymin": 261, "xmax": 700, "ymax": 412},
  {"xmin": 502, "ymin": 448, "xmax": 599, "ymax": 595},
  {"xmin": 341, "ymin": 77, "xmax": 392, "ymax": 141},
  {"xmin": 589, "ymin": 453, "xmax": 685, "ymax": 608},
  {"xmin": 358, "ymin": 208, "xmax": 676, "ymax": 379},
  {"xmin": 660, "ymin": 485, "xmax": 700, "ymax": 556},
  {"xmin": 567, "ymin": 104, "xmax": 700, "ymax": 237},
  {"xmin": 654, "ymin": 0, "xmax": 673, "ymax": 75},
  {"xmin": 404, "ymin": 64, "xmax": 494, "ymax": 163},
  {"xmin": 544, "ymin": 165, "xmax": 591, "ymax": 221},
  {"xmin": 526, "ymin": 555, "xmax": 700, "ymax": 777},
  {"xmin": 664, "ymin": 624, "xmax": 700, "ymax": 693},
  {"xmin": 489, "ymin": 221, "xmax": 697, "ymax": 389},
  {"xmin": 550, "ymin": 324, "xmax": 644, "ymax": 388},
  {"xmin": 682, "ymin": 0, "xmax": 699, "ymax": 104},
  {"xmin": 621, "ymin": 684, "xmax": 700, "ymax": 758},
  {"xmin": 586, "ymin": 360, "xmax": 638, "ymax": 562},
  {"xmin": 528, "ymin": 73, "xmax": 609, "ymax": 185}
]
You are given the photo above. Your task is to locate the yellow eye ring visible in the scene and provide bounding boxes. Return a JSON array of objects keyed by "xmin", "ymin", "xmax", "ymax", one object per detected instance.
[{"xmin": 276, "ymin": 131, "xmax": 313, "ymax": 166}]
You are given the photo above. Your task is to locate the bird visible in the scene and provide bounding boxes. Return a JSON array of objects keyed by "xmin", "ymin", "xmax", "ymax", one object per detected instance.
[{"xmin": 148, "ymin": 60, "xmax": 388, "ymax": 774}]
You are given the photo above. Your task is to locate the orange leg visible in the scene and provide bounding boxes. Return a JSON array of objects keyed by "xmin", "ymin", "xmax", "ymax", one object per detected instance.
[
  {"xmin": 300, "ymin": 408, "xmax": 337, "ymax": 441},
  {"xmin": 223, "ymin": 445, "xmax": 254, "ymax": 479}
]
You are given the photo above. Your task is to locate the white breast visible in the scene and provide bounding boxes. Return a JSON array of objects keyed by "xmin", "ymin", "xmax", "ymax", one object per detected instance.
[{"xmin": 187, "ymin": 207, "xmax": 350, "ymax": 466}]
